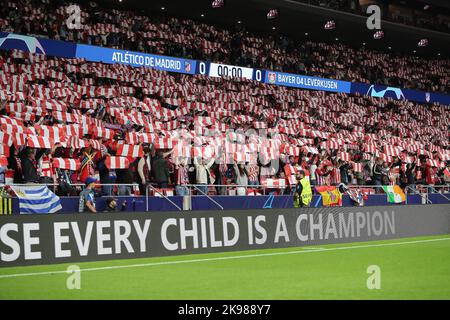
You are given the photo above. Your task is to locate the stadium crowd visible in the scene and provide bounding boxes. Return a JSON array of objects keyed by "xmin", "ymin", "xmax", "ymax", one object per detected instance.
[
  {"xmin": 0, "ymin": 0, "xmax": 449, "ymax": 93},
  {"xmin": 292, "ymin": 0, "xmax": 450, "ymax": 33},
  {"xmin": 0, "ymin": 47, "xmax": 449, "ymax": 198}
]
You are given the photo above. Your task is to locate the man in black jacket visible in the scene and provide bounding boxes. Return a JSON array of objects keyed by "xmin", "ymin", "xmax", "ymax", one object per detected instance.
[
  {"xmin": 152, "ymin": 151, "xmax": 171, "ymax": 188},
  {"xmin": 405, "ymin": 163, "xmax": 417, "ymax": 193},
  {"xmin": 19, "ymin": 147, "xmax": 46, "ymax": 183},
  {"xmin": 372, "ymin": 157, "xmax": 383, "ymax": 193}
]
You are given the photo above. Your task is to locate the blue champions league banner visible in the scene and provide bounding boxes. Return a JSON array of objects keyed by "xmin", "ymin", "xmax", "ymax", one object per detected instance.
[
  {"xmin": 75, "ymin": 44, "xmax": 197, "ymax": 74},
  {"xmin": 0, "ymin": 32, "xmax": 77, "ymax": 58},
  {"xmin": 0, "ymin": 32, "xmax": 448, "ymax": 105},
  {"xmin": 264, "ymin": 70, "xmax": 352, "ymax": 93},
  {"xmin": 350, "ymin": 83, "xmax": 450, "ymax": 106}
]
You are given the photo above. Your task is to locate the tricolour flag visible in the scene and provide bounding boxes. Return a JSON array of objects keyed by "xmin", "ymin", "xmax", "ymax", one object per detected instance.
[
  {"xmin": 10, "ymin": 186, "xmax": 62, "ymax": 214},
  {"xmin": 382, "ymin": 185, "xmax": 406, "ymax": 203}
]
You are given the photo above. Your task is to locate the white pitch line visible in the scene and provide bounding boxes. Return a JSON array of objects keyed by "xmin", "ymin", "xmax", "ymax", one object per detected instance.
[{"xmin": 0, "ymin": 237, "xmax": 449, "ymax": 279}]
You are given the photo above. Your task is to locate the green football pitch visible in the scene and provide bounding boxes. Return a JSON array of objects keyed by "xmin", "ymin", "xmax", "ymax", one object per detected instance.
[{"xmin": 1, "ymin": 234, "xmax": 449, "ymax": 300}]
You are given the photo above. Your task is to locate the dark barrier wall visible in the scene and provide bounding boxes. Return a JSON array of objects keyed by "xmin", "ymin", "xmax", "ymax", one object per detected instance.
[{"xmin": 0, "ymin": 204, "xmax": 449, "ymax": 267}]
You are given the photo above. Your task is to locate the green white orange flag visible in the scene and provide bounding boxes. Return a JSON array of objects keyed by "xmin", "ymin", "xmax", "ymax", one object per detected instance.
[{"xmin": 382, "ymin": 185, "xmax": 406, "ymax": 203}]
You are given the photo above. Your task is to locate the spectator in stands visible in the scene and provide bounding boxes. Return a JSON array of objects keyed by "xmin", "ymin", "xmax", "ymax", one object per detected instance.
[
  {"xmin": 103, "ymin": 197, "xmax": 127, "ymax": 212},
  {"xmin": 381, "ymin": 162, "xmax": 390, "ymax": 185},
  {"xmin": 309, "ymin": 158, "xmax": 318, "ymax": 186},
  {"xmin": 405, "ymin": 163, "xmax": 417, "ymax": 193},
  {"xmin": 443, "ymin": 162, "xmax": 450, "ymax": 185},
  {"xmin": 97, "ymin": 152, "xmax": 113, "ymax": 196},
  {"xmin": 415, "ymin": 159, "xmax": 426, "ymax": 185},
  {"xmin": 339, "ymin": 160, "xmax": 350, "ymax": 185},
  {"xmin": 7, "ymin": 145, "xmax": 23, "ymax": 184},
  {"xmin": 136, "ymin": 146, "xmax": 151, "ymax": 195},
  {"xmin": 260, "ymin": 158, "xmax": 278, "ymax": 180},
  {"xmin": 234, "ymin": 163, "xmax": 249, "ymax": 196},
  {"xmin": 330, "ymin": 159, "xmax": 342, "ymax": 185},
  {"xmin": 425, "ymin": 162, "xmax": 438, "ymax": 193},
  {"xmin": 152, "ymin": 151, "xmax": 171, "ymax": 189},
  {"xmin": 174, "ymin": 158, "xmax": 190, "ymax": 196},
  {"xmin": 194, "ymin": 156, "xmax": 215, "ymax": 195},
  {"xmin": 372, "ymin": 158, "xmax": 383, "ymax": 189},
  {"xmin": 213, "ymin": 161, "xmax": 229, "ymax": 195},
  {"xmin": 54, "ymin": 146, "xmax": 76, "ymax": 196},
  {"xmin": 115, "ymin": 157, "xmax": 135, "ymax": 196},
  {"xmin": 78, "ymin": 146, "xmax": 98, "ymax": 184},
  {"xmin": 19, "ymin": 147, "xmax": 45, "ymax": 184},
  {"xmin": 315, "ymin": 161, "xmax": 332, "ymax": 185},
  {"xmin": 79, "ymin": 176, "xmax": 97, "ymax": 213},
  {"xmin": 246, "ymin": 163, "xmax": 260, "ymax": 187}
]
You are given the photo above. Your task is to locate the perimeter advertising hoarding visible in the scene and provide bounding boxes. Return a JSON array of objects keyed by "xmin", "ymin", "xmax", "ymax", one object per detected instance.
[{"xmin": 0, "ymin": 204, "xmax": 448, "ymax": 267}]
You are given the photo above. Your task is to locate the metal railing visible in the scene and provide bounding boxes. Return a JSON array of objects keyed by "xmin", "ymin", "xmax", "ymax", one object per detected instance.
[
  {"xmin": 405, "ymin": 185, "xmax": 432, "ymax": 204},
  {"xmin": 189, "ymin": 185, "xmax": 224, "ymax": 210},
  {"xmin": 2, "ymin": 182, "xmax": 449, "ymax": 196},
  {"xmin": 429, "ymin": 186, "xmax": 450, "ymax": 202},
  {"xmin": 146, "ymin": 184, "xmax": 182, "ymax": 211},
  {"xmin": 1, "ymin": 182, "xmax": 448, "ymax": 214}
]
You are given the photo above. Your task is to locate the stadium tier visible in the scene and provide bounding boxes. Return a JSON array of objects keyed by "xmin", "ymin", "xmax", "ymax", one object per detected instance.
[{"xmin": 0, "ymin": 0, "xmax": 449, "ymax": 93}]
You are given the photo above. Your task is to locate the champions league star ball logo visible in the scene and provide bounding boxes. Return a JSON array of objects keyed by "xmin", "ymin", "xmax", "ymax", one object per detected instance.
[
  {"xmin": 0, "ymin": 33, "xmax": 46, "ymax": 54},
  {"xmin": 268, "ymin": 72, "xmax": 276, "ymax": 84},
  {"xmin": 425, "ymin": 92, "xmax": 431, "ymax": 103},
  {"xmin": 366, "ymin": 85, "xmax": 406, "ymax": 100}
]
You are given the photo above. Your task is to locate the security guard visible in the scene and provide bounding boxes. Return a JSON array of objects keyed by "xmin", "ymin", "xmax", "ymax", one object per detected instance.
[{"xmin": 294, "ymin": 170, "xmax": 312, "ymax": 207}]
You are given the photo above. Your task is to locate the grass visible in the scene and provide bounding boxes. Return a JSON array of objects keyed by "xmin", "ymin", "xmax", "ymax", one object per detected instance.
[{"xmin": 0, "ymin": 234, "xmax": 450, "ymax": 300}]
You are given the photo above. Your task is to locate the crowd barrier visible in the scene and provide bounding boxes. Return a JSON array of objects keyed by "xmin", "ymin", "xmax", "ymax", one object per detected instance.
[
  {"xmin": 1, "ymin": 204, "xmax": 449, "ymax": 266},
  {"xmin": 0, "ymin": 183, "xmax": 448, "ymax": 214}
]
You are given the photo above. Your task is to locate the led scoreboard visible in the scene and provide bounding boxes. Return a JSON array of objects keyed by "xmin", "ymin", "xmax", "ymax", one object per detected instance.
[{"xmin": 197, "ymin": 61, "xmax": 265, "ymax": 82}]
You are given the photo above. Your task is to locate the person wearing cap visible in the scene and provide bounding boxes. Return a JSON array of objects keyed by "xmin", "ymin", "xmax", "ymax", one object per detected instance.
[{"xmin": 79, "ymin": 176, "xmax": 97, "ymax": 213}]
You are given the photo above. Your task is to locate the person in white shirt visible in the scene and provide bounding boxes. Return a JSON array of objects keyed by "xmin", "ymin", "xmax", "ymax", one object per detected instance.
[
  {"xmin": 234, "ymin": 163, "xmax": 248, "ymax": 195},
  {"xmin": 194, "ymin": 157, "xmax": 215, "ymax": 195}
]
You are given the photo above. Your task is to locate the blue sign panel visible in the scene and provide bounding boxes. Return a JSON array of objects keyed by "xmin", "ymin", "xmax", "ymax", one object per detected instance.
[
  {"xmin": 75, "ymin": 44, "xmax": 197, "ymax": 74},
  {"xmin": 0, "ymin": 32, "xmax": 76, "ymax": 58},
  {"xmin": 351, "ymin": 83, "xmax": 450, "ymax": 106},
  {"xmin": 264, "ymin": 70, "xmax": 351, "ymax": 93}
]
